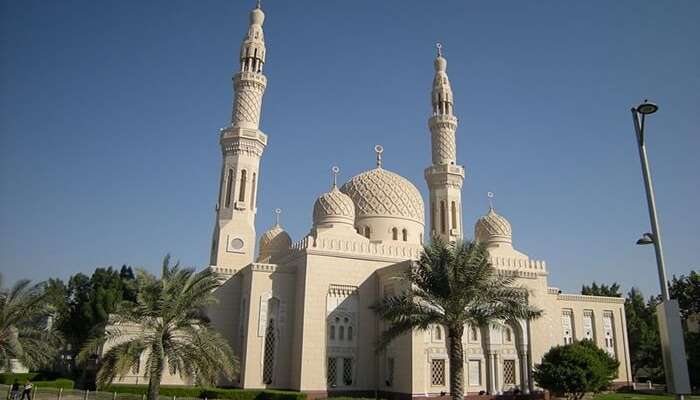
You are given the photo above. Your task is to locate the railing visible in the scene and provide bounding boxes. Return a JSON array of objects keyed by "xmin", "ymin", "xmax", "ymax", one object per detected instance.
[{"xmin": 1, "ymin": 385, "xmax": 198, "ymax": 400}]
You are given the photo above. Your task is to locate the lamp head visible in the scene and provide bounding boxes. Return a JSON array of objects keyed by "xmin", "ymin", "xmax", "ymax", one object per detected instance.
[
  {"xmin": 636, "ymin": 101, "xmax": 659, "ymax": 115},
  {"xmin": 636, "ymin": 232, "xmax": 655, "ymax": 245}
]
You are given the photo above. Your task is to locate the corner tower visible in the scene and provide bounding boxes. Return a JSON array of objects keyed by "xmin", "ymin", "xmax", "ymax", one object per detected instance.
[
  {"xmin": 424, "ymin": 44, "xmax": 466, "ymax": 243},
  {"xmin": 211, "ymin": 1, "xmax": 268, "ymax": 268}
]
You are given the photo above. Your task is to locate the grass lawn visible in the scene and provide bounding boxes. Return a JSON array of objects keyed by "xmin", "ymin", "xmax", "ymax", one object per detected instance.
[{"xmin": 594, "ymin": 393, "xmax": 700, "ymax": 400}]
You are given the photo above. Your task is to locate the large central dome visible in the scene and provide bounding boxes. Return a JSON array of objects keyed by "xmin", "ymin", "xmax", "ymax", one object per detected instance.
[{"xmin": 340, "ymin": 168, "xmax": 424, "ymax": 224}]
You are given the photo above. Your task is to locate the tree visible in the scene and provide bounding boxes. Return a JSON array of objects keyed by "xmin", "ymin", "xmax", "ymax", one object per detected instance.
[
  {"xmin": 581, "ymin": 282, "xmax": 622, "ymax": 297},
  {"xmin": 668, "ymin": 271, "xmax": 700, "ymax": 322},
  {"xmin": 0, "ymin": 275, "xmax": 63, "ymax": 371},
  {"xmin": 668, "ymin": 270, "xmax": 700, "ymax": 388},
  {"xmin": 533, "ymin": 340, "xmax": 619, "ymax": 400},
  {"xmin": 371, "ymin": 239, "xmax": 542, "ymax": 400},
  {"xmin": 624, "ymin": 288, "xmax": 663, "ymax": 382},
  {"xmin": 79, "ymin": 256, "xmax": 238, "ymax": 400}
]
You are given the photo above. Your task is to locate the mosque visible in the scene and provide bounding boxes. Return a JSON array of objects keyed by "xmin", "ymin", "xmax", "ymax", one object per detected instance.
[{"xmin": 114, "ymin": 2, "xmax": 632, "ymax": 397}]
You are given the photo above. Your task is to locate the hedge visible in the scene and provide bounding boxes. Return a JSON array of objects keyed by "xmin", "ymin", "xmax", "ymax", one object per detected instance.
[
  {"xmin": 102, "ymin": 385, "xmax": 306, "ymax": 400},
  {"xmin": 0, "ymin": 373, "xmax": 73, "ymax": 389},
  {"xmin": 33, "ymin": 379, "xmax": 76, "ymax": 389}
]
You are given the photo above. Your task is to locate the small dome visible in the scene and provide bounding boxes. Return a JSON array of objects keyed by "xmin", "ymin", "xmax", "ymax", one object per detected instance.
[
  {"xmin": 258, "ymin": 224, "xmax": 291, "ymax": 262},
  {"xmin": 340, "ymin": 168, "xmax": 424, "ymax": 224},
  {"xmin": 313, "ymin": 186, "xmax": 355, "ymax": 226},
  {"xmin": 250, "ymin": 7, "xmax": 265, "ymax": 26},
  {"xmin": 475, "ymin": 207, "xmax": 512, "ymax": 245}
]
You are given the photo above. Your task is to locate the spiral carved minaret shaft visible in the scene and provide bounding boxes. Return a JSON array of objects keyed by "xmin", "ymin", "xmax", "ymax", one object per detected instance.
[{"xmin": 424, "ymin": 44, "xmax": 466, "ymax": 243}]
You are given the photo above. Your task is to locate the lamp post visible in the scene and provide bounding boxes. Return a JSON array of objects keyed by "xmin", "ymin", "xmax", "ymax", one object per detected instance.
[{"xmin": 630, "ymin": 101, "xmax": 689, "ymax": 398}]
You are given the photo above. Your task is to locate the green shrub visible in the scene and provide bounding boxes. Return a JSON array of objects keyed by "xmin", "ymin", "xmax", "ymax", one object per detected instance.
[
  {"xmin": 101, "ymin": 385, "xmax": 305, "ymax": 400},
  {"xmin": 33, "ymin": 379, "xmax": 76, "ymax": 389},
  {"xmin": 0, "ymin": 373, "xmax": 40, "ymax": 384},
  {"xmin": 533, "ymin": 340, "xmax": 619, "ymax": 400},
  {"xmin": 0, "ymin": 373, "xmax": 73, "ymax": 388}
]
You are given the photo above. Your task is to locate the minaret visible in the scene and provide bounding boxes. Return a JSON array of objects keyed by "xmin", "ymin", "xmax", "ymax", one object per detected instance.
[
  {"xmin": 424, "ymin": 43, "xmax": 466, "ymax": 243},
  {"xmin": 210, "ymin": 1, "xmax": 268, "ymax": 268}
]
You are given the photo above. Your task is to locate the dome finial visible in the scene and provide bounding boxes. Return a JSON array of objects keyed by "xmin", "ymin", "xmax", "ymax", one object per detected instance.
[
  {"xmin": 255, "ymin": 0, "xmax": 261, "ymax": 9},
  {"xmin": 331, "ymin": 166, "xmax": 340, "ymax": 188},
  {"xmin": 436, "ymin": 42, "xmax": 443, "ymax": 58},
  {"xmin": 374, "ymin": 145, "xmax": 384, "ymax": 168},
  {"xmin": 274, "ymin": 208, "xmax": 281, "ymax": 226},
  {"xmin": 487, "ymin": 191, "xmax": 495, "ymax": 211}
]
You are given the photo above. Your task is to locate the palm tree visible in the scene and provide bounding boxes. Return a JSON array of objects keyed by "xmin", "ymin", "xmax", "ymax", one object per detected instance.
[
  {"xmin": 80, "ymin": 256, "xmax": 238, "ymax": 400},
  {"xmin": 372, "ymin": 239, "xmax": 542, "ymax": 400},
  {"xmin": 0, "ymin": 275, "xmax": 63, "ymax": 371}
]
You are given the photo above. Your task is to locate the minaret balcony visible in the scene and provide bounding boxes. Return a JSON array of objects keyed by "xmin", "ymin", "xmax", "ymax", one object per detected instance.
[{"xmin": 234, "ymin": 71, "xmax": 267, "ymax": 86}]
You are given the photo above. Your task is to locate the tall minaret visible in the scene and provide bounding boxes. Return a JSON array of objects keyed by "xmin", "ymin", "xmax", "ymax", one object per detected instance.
[
  {"xmin": 211, "ymin": 1, "xmax": 268, "ymax": 268},
  {"xmin": 424, "ymin": 43, "xmax": 466, "ymax": 243}
]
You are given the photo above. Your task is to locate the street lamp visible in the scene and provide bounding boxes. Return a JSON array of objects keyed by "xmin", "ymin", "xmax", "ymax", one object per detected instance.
[{"xmin": 630, "ymin": 101, "xmax": 690, "ymax": 398}]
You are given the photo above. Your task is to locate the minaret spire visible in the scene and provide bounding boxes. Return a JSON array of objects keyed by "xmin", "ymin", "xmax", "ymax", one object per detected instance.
[
  {"xmin": 424, "ymin": 43, "xmax": 465, "ymax": 243},
  {"xmin": 210, "ymin": 2, "xmax": 270, "ymax": 269}
]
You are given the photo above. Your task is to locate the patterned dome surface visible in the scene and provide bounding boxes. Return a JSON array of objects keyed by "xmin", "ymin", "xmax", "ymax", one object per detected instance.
[
  {"xmin": 340, "ymin": 168, "xmax": 424, "ymax": 224},
  {"xmin": 313, "ymin": 186, "xmax": 355, "ymax": 225},
  {"xmin": 475, "ymin": 208, "xmax": 512, "ymax": 243},
  {"xmin": 259, "ymin": 224, "xmax": 291, "ymax": 255}
]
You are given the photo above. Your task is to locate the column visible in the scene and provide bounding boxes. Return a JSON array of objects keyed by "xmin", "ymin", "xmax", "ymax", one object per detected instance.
[{"xmin": 519, "ymin": 349, "xmax": 529, "ymax": 394}]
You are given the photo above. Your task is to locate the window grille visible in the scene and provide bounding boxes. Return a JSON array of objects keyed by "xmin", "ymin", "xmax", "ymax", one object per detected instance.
[
  {"xmin": 503, "ymin": 359, "xmax": 516, "ymax": 385},
  {"xmin": 262, "ymin": 322, "xmax": 275, "ymax": 384},
  {"xmin": 468, "ymin": 360, "xmax": 480, "ymax": 386},
  {"xmin": 327, "ymin": 357, "xmax": 337, "ymax": 386},
  {"xmin": 342, "ymin": 358, "xmax": 353, "ymax": 386},
  {"xmin": 562, "ymin": 309, "xmax": 574, "ymax": 344},
  {"xmin": 583, "ymin": 310, "xmax": 594, "ymax": 340},
  {"xmin": 431, "ymin": 359, "xmax": 446, "ymax": 386},
  {"xmin": 603, "ymin": 311, "xmax": 616, "ymax": 357}
]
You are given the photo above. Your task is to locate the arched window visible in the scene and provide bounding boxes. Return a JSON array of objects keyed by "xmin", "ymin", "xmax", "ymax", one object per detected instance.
[
  {"xmin": 420, "ymin": 233, "xmax": 423, "ymax": 244},
  {"xmin": 348, "ymin": 326, "xmax": 353, "ymax": 341},
  {"xmin": 262, "ymin": 319, "xmax": 275, "ymax": 384},
  {"xmin": 434, "ymin": 326, "xmax": 442, "ymax": 341},
  {"xmin": 402, "ymin": 229, "xmax": 408, "ymax": 242},
  {"xmin": 431, "ymin": 202, "xmax": 436, "ymax": 233},
  {"xmin": 262, "ymin": 298, "xmax": 279, "ymax": 385},
  {"xmin": 451, "ymin": 201, "xmax": 457, "ymax": 229},
  {"xmin": 440, "ymin": 201, "xmax": 446, "ymax": 234},
  {"xmin": 505, "ymin": 327, "xmax": 512, "ymax": 342},
  {"xmin": 238, "ymin": 170, "xmax": 247, "ymax": 202},
  {"xmin": 471, "ymin": 326, "xmax": 478, "ymax": 341},
  {"xmin": 392, "ymin": 228, "xmax": 398, "ymax": 240},
  {"xmin": 251, "ymin": 172, "xmax": 257, "ymax": 207},
  {"xmin": 225, "ymin": 169, "xmax": 234, "ymax": 208},
  {"xmin": 339, "ymin": 326, "xmax": 345, "ymax": 340},
  {"xmin": 329, "ymin": 325, "xmax": 335, "ymax": 340},
  {"xmin": 364, "ymin": 226, "xmax": 371, "ymax": 239}
]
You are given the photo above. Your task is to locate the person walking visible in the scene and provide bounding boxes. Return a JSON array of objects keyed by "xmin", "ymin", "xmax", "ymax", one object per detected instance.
[
  {"xmin": 9, "ymin": 380, "xmax": 20, "ymax": 400},
  {"xmin": 20, "ymin": 381, "xmax": 32, "ymax": 400}
]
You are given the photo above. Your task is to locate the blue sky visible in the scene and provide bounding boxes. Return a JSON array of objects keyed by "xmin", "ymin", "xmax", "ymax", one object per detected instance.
[{"xmin": 1, "ymin": 0, "xmax": 698, "ymax": 297}]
